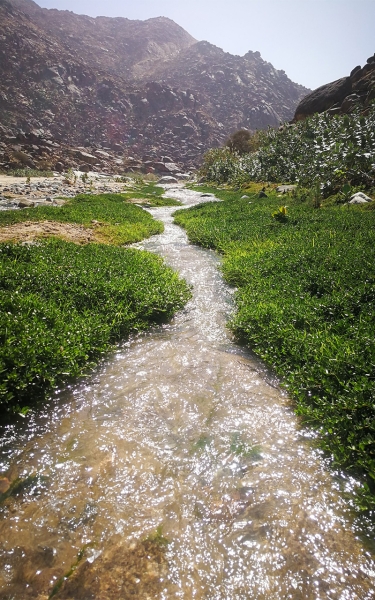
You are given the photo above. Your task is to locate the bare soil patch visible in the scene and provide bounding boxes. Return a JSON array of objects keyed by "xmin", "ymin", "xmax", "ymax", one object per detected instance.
[
  {"xmin": 0, "ymin": 174, "xmax": 61, "ymax": 186},
  {"xmin": 0, "ymin": 220, "xmax": 97, "ymax": 244}
]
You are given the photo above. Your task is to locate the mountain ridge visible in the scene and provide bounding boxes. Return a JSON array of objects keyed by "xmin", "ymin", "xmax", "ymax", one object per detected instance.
[{"xmin": 0, "ymin": 0, "xmax": 310, "ymax": 173}]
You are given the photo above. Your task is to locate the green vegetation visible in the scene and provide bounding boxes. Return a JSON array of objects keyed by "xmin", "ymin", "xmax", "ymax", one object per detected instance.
[
  {"xmin": 229, "ymin": 432, "xmax": 262, "ymax": 460},
  {"xmin": 0, "ymin": 190, "xmax": 190, "ymax": 414},
  {"xmin": 49, "ymin": 546, "xmax": 90, "ymax": 599},
  {"xmin": 0, "ymin": 239, "xmax": 191, "ymax": 413},
  {"xmin": 0, "ymin": 473, "xmax": 48, "ymax": 503},
  {"xmin": 200, "ymin": 104, "xmax": 375, "ymax": 195},
  {"xmin": 145, "ymin": 525, "xmax": 169, "ymax": 547},
  {"xmin": 174, "ymin": 186, "xmax": 375, "ymax": 506},
  {"xmin": 121, "ymin": 182, "xmax": 181, "ymax": 206},
  {"xmin": 0, "ymin": 193, "xmax": 165, "ymax": 245}
]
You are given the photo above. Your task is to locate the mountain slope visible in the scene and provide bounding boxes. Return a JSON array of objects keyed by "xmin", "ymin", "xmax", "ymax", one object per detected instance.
[{"xmin": 0, "ymin": 0, "xmax": 310, "ymax": 171}]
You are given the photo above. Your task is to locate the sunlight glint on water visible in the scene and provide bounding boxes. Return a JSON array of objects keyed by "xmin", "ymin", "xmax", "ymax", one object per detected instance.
[{"xmin": 0, "ymin": 186, "xmax": 374, "ymax": 599}]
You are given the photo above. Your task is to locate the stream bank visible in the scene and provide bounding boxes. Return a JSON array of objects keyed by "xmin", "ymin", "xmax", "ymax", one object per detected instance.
[{"xmin": 0, "ymin": 185, "xmax": 374, "ymax": 599}]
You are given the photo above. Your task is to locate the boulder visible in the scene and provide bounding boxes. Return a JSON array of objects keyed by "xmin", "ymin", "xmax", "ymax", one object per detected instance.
[
  {"xmin": 276, "ymin": 185, "xmax": 297, "ymax": 193},
  {"xmin": 18, "ymin": 199, "xmax": 35, "ymax": 208},
  {"xmin": 158, "ymin": 176, "xmax": 178, "ymax": 184},
  {"xmin": 152, "ymin": 161, "xmax": 170, "ymax": 173},
  {"xmin": 349, "ymin": 192, "xmax": 373, "ymax": 204},
  {"xmin": 293, "ymin": 55, "xmax": 375, "ymax": 121},
  {"xmin": 163, "ymin": 162, "xmax": 180, "ymax": 173},
  {"xmin": 341, "ymin": 94, "xmax": 361, "ymax": 112},
  {"xmin": 293, "ymin": 77, "xmax": 352, "ymax": 121},
  {"xmin": 75, "ymin": 150, "xmax": 97, "ymax": 165},
  {"xmin": 79, "ymin": 164, "xmax": 91, "ymax": 172},
  {"xmin": 95, "ymin": 150, "xmax": 111, "ymax": 159}
]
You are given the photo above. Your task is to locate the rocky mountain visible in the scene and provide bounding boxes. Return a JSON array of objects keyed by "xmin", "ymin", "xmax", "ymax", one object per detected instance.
[
  {"xmin": 0, "ymin": 0, "xmax": 309, "ymax": 174},
  {"xmin": 293, "ymin": 54, "xmax": 375, "ymax": 121}
]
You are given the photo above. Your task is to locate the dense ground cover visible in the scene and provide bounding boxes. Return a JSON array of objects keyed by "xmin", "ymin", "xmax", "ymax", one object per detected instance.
[
  {"xmin": 0, "ymin": 188, "xmax": 190, "ymax": 414},
  {"xmin": 120, "ymin": 182, "xmax": 182, "ymax": 207},
  {"xmin": 0, "ymin": 190, "xmax": 179, "ymax": 245},
  {"xmin": 174, "ymin": 187, "xmax": 375, "ymax": 505},
  {"xmin": 0, "ymin": 240, "xmax": 191, "ymax": 413},
  {"xmin": 200, "ymin": 104, "xmax": 375, "ymax": 195}
]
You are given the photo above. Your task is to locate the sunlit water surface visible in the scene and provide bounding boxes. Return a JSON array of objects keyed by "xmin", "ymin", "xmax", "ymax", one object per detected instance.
[{"xmin": 0, "ymin": 186, "xmax": 374, "ymax": 599}]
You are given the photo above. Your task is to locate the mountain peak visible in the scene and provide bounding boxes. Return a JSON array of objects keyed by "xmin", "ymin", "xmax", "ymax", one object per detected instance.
[{"xmin": 0, "ymin": 1, "xmax": 309, "ymax": 171}]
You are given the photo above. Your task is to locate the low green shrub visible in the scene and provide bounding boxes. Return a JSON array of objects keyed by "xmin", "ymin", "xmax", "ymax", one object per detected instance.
[{"xmin": 174, "ymin": 187, "xmax": 375, "ymax": 506}]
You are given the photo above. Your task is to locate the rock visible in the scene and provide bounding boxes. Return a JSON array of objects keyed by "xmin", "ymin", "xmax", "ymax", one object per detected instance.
[
  {"xmin": 95, "ymin": 150, "xmax": 111, "ymax": 159},
  {"xmin": 241, "ymin": 195, "xmax": 249, "ymax": 199},
  {"xmin": 326, "ymin": 107, "xmax": 342, "ymax": 117},
  {"xmin": 349, "ymin": 192, "xmax": 373, "ymax": 204},
  {"xmin": 258, "ymin": 191, "xmax": 268, "ymax": 198},
  {"xmin": 152, "ymin": 162, "xmax": 170, "ymax": 173},
  {"xmin": 18, "ymin": 199, "xmax": 35, "ymax": 208},
  {"xmin": 163, "ymin": 162, "xmax": 180, "ymax": 173},
  {"xmin": 157, "ymin": 176, "xmax": 178, "ymax": 184},
  {"xmin": 0, "ymin": 0, "xmax": 309, "ymax": 171},
  {"xmin": 276, "ymin": 185, "xmax": 297, "ymax": 193},
  {"xmin": 75, "ymin": 151, "xmax": 97, "ymax": 165},
  {"xmin": 293, "ymin": 77, "xmax": 352, "ymax": 121},
  {"xmin": 341, "ymin": 94, "xmax": 360, "ymax": 112},
  {"xmin": 0, "ymin": 478, "xmax": 10, "ymax": 494},
  {"xmin": 293, "ymin": 55, "xmax": 375, "ymax": 121},
  {"xmin": 350, "ymin": 65, "xmax": 362, "ymax": 78}
]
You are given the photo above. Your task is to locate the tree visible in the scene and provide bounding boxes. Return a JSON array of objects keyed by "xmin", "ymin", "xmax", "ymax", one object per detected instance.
[{"xmin": 225, "ymin": 129, "xmax": 252, "ymax": 155}]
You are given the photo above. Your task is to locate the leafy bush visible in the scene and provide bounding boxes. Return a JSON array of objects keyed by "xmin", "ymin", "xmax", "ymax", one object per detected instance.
[
  {"xmin": 199, "ymin": 147, "xmax": 244, "ymax": 185},
  {"xmin": 174, "ymin": 187, "xmax": 375, "ymax": 505},
  {"xmin": 0, "ymin": 240, "xmax": 191, "ymax": 412},
  {"xmin": 200, "ymin": 105, "xmax": 375, "ymax": 194}
]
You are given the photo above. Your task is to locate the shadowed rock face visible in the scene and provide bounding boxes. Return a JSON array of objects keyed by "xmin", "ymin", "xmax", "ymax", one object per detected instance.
[
  {"xmin": 293, "ymin": 54, "xmax": 375, "ymax": 121},
  {"xmin": 0, "ymin": 0, "xmax": 309, "ymax": 170}
]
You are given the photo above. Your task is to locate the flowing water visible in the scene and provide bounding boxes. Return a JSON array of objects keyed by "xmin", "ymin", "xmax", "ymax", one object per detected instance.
[{"xmin": 0, "ymin": 186, "xmax": 374, "ymax": 599}]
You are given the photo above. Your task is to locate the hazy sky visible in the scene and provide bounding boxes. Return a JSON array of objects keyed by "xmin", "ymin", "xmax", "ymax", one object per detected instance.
[{"xmin": 36, "ymin": 0, "xmax": 375, "ymax": 90}]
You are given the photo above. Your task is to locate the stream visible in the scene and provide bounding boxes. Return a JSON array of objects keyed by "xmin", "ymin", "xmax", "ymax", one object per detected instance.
[{"xmin": 0, "ymin": 185, "xmax": 374, "ymax": 599}]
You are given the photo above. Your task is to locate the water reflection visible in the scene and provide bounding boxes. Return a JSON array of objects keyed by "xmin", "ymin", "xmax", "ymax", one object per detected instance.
[{"xmin": 0, "ymin": 186, "xmax": 374, "ymax": 599}]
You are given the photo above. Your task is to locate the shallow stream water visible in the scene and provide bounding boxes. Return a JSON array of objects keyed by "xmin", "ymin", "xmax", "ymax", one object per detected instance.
[{"xmin": 0, "ymin": 186, "xmax": 374, "ymax": 599}]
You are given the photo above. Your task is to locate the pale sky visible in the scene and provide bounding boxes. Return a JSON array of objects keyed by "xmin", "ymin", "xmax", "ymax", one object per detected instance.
[{"xmin": 36, "ymin": 0, "xmax": 375, "ymax": 90}]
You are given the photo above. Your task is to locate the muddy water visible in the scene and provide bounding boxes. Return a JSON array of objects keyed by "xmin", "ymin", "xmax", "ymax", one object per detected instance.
[{"xmin": 0, "ymin": 186, "xmax": 374, "ymax": 599}]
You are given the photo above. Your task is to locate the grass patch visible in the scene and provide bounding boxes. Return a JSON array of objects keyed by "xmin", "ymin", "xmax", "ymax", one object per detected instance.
[
  {"xmin": 174, "ymin": 186, "xmax": 375, "ymax": 507},
  {"xmin": 121, "ymin": 183, "xmax": 181, "ymax": 206},
  {"xmin": 0, "ymin": 239, "xmax": 191, "ymax": 414},
  {"xmin": 0, "ymin": 193, "xmax": 165, "ymax": 245}
]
